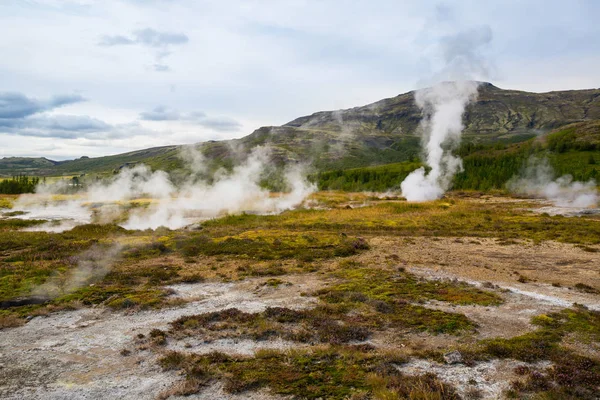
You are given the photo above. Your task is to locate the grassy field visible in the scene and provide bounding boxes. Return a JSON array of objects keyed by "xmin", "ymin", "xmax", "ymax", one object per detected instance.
[{"xmin": 1, "ymin": 191, "xmax": 600, "ymax": 398}]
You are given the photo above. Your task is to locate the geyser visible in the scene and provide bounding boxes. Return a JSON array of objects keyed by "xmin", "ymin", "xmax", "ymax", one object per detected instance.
[{"xmin": 400, "ymin": 81, "xmax": 479, "ymax": 201}]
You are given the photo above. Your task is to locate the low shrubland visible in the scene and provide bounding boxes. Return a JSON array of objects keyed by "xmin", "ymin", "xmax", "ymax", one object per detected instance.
[{"xmin": 158, "ymin": 346, "xmax": 459, "ymax": 400}]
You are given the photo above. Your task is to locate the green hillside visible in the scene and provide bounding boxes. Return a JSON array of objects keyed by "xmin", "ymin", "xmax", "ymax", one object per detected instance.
[
  {"xmin": 0, "ymin": 157, "xmax": 58, "ymax": 176},
  {"xmin": 315, "ymin": 121, "xmax": 600, "ymax": 192},
  {"xmin": 0, "ymin": 146, "xmax": 182, "ymax": 178}
]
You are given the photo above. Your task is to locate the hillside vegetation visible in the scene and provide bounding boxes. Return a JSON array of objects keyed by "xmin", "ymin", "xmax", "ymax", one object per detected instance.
[{"xmin": 316, "ymin": 121, "xmax": 600, "ymax": 192}]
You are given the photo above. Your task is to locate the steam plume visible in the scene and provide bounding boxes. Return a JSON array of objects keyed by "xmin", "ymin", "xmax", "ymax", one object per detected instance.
[
  {"xmin": 32, "ymin": 243, "xmax": 122, "ymax": 299},
  {"xmin": 12, "ymin": 145, "xmax": 315, "ymax": 232},
  {"xmin": 401, "ymin": 81, "xmax": 479, "ymax": 201},
  {"xmin": 122, "ymin": 146, "xmax": 314, "ymax": 230},
  {"xmin": 507, "ymin": 157, "xmax": 598, "ymax": 208},
  {"xmin": 401, "ymin": 24, "xmax": 492, "ymax": 201}
]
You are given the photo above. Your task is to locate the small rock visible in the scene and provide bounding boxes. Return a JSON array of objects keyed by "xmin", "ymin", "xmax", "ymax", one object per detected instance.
[{"xmin": 443, "ymin": 350, "xmax": 463, "ymax": 364}]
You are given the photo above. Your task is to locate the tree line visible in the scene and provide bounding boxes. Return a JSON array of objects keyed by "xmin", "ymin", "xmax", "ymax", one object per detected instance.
[
  {"xmin": 0, "ymin": 176, "xmax": 40, "ymax": 194},
  {"xmin": 315, "ymin": 141, "xmax": 600, "ymax": 192}
]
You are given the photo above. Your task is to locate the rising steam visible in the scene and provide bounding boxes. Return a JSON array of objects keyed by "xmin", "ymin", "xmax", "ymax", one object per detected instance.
[
  {"xmin": 401, "ymin": 24, "xmax": 492, "ymax": 201},
  {"xmin": 401, "ymin": 81, "xmax": 479, "ymax": 201},
  {"xmin": 32, "ymin": 243, "xmax": 122, "ymax": 299},
  {"xmin": 11, "ymin": 145, "xmax": 315, "ymax": 232},
  {"xmin": 507, "ymin": 157, "xmax": 599, "ymax": 208},
  {"xmin": 122, "ymin": 146, "xmax": 314, "ymax": 230}
]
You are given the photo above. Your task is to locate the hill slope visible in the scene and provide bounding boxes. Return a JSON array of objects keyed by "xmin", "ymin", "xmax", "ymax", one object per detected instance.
[
  {"xmin": 0, "ymin": 157, "xmax": 58, "ymax": 176},
  {"xmin": 2, "ymin": 82, "xmax": 600, "ymax": 177},
  {"xmin": 314, "ymin": 120, "xmax": 600, "ymax": 191}
]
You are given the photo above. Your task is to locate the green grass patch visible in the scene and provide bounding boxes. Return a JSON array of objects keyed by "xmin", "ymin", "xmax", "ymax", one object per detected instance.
[
  {"xmin": 0, "ymin": 218, "xmax": 47, "ymax": 230},
  {"xmin": 0, "ymin": 197, "xmax": 15, "ymax": 209},
  {"xmin": 201, "ymin": 198, "xmax": 600, "ymax": 245},
  {"xmin": 323, "ymin": 267, "xmax": 502, "ymax": 306},
  {"xmin": 175, "ymin": 230, "xmax": 369, "ymax": 261}
]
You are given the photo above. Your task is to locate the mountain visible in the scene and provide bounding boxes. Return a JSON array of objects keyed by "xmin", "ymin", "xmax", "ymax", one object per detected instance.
[
  {"xmin": 0, "ymin": 146, "xmax": 179, "ymax": 177},
  {"xmin": 229, "ymin": 82, "xmax": 600, "ymax": 170},
  {"xmin": 0, "ymin": 157, "xmax": 58, "ymax": 176},
  {"xmin": 2, "ymin": 82, "xmax": 600, "ymax": 177}
]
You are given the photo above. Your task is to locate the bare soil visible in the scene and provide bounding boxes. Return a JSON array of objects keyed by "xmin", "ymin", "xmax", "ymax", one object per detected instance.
[{"xmin": 0, "ymin": 275, "xmax": 321, "ymax": 400}]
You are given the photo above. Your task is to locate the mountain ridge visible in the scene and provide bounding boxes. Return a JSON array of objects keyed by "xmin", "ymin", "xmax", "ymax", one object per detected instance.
[{"xmin": 2, "ymin": 82, "xmax": 600, "ymax": 177}]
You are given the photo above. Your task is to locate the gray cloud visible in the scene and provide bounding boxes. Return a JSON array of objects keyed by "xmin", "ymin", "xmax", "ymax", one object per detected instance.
[
  {"xmin": 139, "ymin": 106, "xmax": 181, "ymax": 121},
  {"xmin": 50, "ymin": 94, "xmax": 87, "ymax": 107},
  {"xmin": 138, "ymin": 106, "xmax": 239, "ymax": 131},
  {"xmin": 1, "ymin": 115, "xmax": 115, "ymax": 139},
  {"xmin": 100, "ymin": 28, "xmax": 188, "ymax": 48},
  {"xmin": 29, "ymin": 115, "xmax": 111, "ymax": 132},
  {"xmin": 0, "ymin": 92, "xmax": 85, "ymax": 119},
  {"xmin": 2, "ymin": 118, "xmax": 150, "ymax": 140},
  {"xmin": 98, "ymin": 28, "xmax": 190, "ymax": 72},
  {"xmin": 133, "ymin": 28, "xmax": 188, "ymax": 47},
  {"xmin": 0, "ymin": 91, "xmax": 119, "ymax": 139},
  {"xmin": 99, "ymin": 27, "xmax": 188, "ymax": 71},
  {"xmin": 153, "ymin": 63, "xmax": 170, "ymax": 72},
  {"xmin": 197, "ymin": 117, "xmax": 242, "ymax": 132},
  {"xmin": 98, "ymin": 35, "xmax": 134, "ymax": 46}
]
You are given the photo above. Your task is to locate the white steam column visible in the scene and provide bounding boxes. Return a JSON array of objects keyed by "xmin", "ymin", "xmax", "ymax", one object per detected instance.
[{"xmin": 401, "ymin": 81, "xmax": 479, "ymax": 201}]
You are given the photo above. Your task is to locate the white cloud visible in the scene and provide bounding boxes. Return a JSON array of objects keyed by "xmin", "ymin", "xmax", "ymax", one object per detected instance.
[{"xmin": 0, "ymin": 0, "xmax": 599, "ymax": 158}]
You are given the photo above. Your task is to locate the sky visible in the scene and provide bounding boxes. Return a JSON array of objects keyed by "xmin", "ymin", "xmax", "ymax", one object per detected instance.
[{"xmin": 1, "ymin": 0, "xmax": 599, "ymax": 160}]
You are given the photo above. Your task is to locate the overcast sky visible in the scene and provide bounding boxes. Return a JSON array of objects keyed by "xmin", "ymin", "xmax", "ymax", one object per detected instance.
[{"xmin": 1, "ymin": 0, "xmax": 599, "ymax": 160}]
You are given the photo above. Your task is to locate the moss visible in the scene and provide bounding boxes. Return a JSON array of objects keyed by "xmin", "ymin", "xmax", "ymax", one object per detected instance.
[
  {"xmin": 470, "ymin": 306, "xmax": 600, "ymax": 398},
  {"xmin": 532, "ymin": 306, "xmax": 600, "ymax": 342},
  {"xmin": 104, "ymin": 289, "xmax": 167, "ymax": 310},
  {"xmin": 0, "ymin": 196, "xmax": 14, "ymax": 209},
  {"xmin": 121, "ymin": 241, "xmax": 171, "ymax": 260},
  {"xmin": 321, "ymin": 267, "xmax": 502, "ymax": 307},
  {"xmin": 159, "ymin": 350, "xmax": 187, "ymax": 370},
  {"xmin": 159, "ymin": 347, "xmax": 459, "ymax": 399},
  {"xmin": 573, "ymin": 283, "xmax": 599, "ymax": 294},
  {"xmin": 175, "ymin": 230, "xmax": 369, "ymax": 261},
  {"xmin": 478, "ymin": 307, "xmax": 600, "ymax": 363},
  {"xmin": 262, "ymin": 278, "xmax": 288, "ymax": 287},
  {"xmin": 165, "ymin": 266, "xmax": 492, "ymax": 347},
  {"xmin": 169, "ymin": 306, "xmax": 371, "ymax": 344},
  {"xmin": 201, "ymin": 197, "xmax": 600, "ymax": 245},
  {"xmin": 0, "ymin": 218, "xmax": 47, "ymax": 230},
  {"xmin": 482, "ymin": 330, "xmax": 562, "ymax": 362}
]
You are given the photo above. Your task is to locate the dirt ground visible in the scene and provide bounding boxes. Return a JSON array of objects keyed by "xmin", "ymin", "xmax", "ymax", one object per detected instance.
[
  {"xmin": 364, "ymin": 236, "xmax": 600, "ymax": 304},
  {"xmin": 1, "ymin": 235, "xmax": 599, "ymax": 399},
  {"xmin": 0, "ymin": 276, "xmax": 322, "ymax": 400}
]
